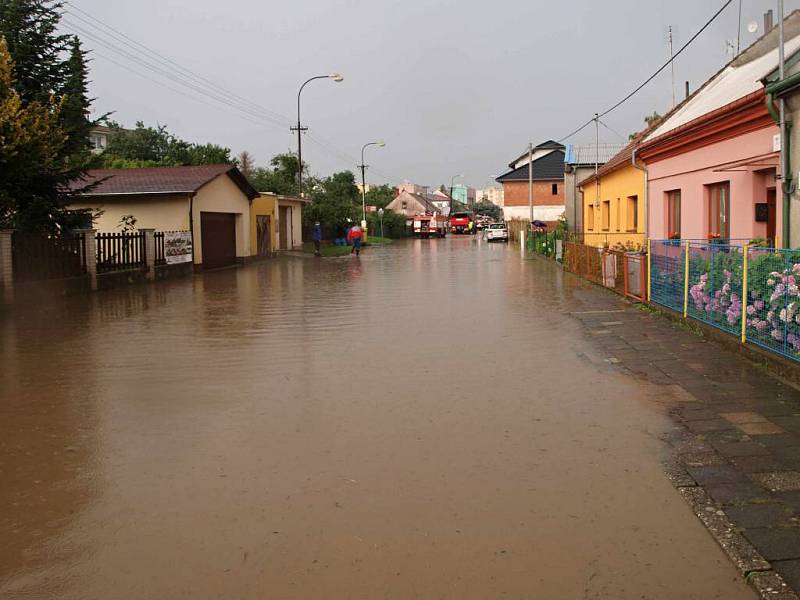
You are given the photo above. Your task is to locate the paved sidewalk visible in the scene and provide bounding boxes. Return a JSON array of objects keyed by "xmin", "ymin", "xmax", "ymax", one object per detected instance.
[{"xmin": 568, "ymin": 281, "xmax": 800, "ymax": 598}]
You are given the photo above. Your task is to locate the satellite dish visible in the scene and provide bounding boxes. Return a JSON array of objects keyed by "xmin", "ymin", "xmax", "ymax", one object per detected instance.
[{"xmin": 748, "ymin": 21, "xmax": 759, "ymax": 34}]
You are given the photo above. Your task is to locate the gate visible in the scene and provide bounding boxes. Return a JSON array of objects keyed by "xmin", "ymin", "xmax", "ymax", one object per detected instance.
[{"xmin": 200, "ymin": 212, "xmax": 237, "ymax": 269}]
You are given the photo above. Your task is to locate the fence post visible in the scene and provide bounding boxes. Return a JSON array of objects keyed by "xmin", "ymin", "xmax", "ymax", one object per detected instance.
[
  {"xmin": 520, "ymin": 229, "xmax": 526, "ymax": 254},
  {"xmin": 0, "ymin": 229, "xmax": 14, "ymax": 304},
  {"xmin": 646, "ymin": 239, "xmax": 651, "ymax": 303},
  {"xmin": 741, "ymin": 244, "xmax": 749, "ymax": 344},
  {"xmin": 141, "ymin": 229, "xmax": 155, "ymax": 280},
  {"xmin": 683, "ymin": 240, "xmax": 690, "ymax": 318},
  {"xmin": 75, "ymin": 229, "xmax": 97, "ymax": 291}
]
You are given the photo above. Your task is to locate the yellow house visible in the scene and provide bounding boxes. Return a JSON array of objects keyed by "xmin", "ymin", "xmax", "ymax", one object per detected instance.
[
  {"xmin": 579, "ymin": 140, "xmax": 646, "ymax": 249},
  {"xmin": 250, "ymin": 193, "xmax": 278, "ymax": 256},
  {"xmin": 250, "ymin": 192, "xmax": 308, "ymax": 253}
]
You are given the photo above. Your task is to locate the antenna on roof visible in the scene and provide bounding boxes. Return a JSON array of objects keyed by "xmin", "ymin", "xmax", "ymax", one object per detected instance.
[{"xmin": 668, "ymin": 26, "xmax": 676, "ymax": 109}]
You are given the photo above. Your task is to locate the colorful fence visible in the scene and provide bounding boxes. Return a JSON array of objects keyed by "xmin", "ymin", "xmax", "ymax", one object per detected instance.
[{"xmin": 649, "ymin": 240, "xmax": 800, "ymax": 364}]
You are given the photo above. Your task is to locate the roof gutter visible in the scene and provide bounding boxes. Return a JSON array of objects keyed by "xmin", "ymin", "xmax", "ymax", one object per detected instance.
[{"xmin": 631, "ymin": 148, "xmax": 649, "ymax": 241}]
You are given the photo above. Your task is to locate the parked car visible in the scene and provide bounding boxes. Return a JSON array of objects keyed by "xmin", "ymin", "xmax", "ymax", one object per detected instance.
[{"xmin": 486, "ymin": 223, "xmax": 508, "ymax": 242}]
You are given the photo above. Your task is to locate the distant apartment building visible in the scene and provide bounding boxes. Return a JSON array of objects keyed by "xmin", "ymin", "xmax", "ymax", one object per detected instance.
[
  {"xmin": 476, "ymin": 187, "xmax": 504, "ymax": 207},
  {"xmin": 451, "ymin": 184, "xmax": 476, "ymax": 207}
]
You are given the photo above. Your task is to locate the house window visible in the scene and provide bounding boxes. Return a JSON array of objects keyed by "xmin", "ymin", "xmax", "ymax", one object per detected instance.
[
  {"xmin": 667, "ymin": 190, "xmax": 681, "ymax": 238},
  {"xmin": 615, "ymin": 199, "xmax": 621, "ymax": 232},
  {"xmin": 586, "ymin": 204, "xmax": 594, "ymax": 231},
  {"xmin": 707, "ymin": 182, "xmax": 730, "ymax": 240},
  {"xmin": 601, "ymin": 200, "xmax": 610, "ymax": 231},
  {"xmin": 551, "ymin": 183, "xmax": 558, "ymax": 195},
  {"xmin": 401, "ymin": 201, "xmax": 408, "ymax": 210},
  {"xmin": 626, "ymin": 195, "xmax": 639, "ymax": 232}
]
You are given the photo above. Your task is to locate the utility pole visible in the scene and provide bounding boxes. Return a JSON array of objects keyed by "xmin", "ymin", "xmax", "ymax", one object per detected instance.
[
  {"xmin": 595, "ymin": 113, "xmax": 600, "ymax": 235},
  {"xmin": 669, "ymin": 26, "xmax": 676, "ymax": 109}
]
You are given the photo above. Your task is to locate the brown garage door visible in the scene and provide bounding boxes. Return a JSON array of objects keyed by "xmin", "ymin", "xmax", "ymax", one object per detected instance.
[{"xmin": 200, "ymin": 212, "xmax": 237, "ymax": 269}]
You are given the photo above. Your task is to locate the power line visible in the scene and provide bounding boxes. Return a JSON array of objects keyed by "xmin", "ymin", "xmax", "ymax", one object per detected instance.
[
  {"xmin": 556, "ymin": 0, "xmax": 734, "ymax": 144},
  {"xmin": 61, "ymin": 4, "xmax": 401, "ymax": 183}
]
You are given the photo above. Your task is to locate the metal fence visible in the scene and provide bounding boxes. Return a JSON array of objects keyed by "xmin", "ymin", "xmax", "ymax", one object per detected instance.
[
  {"xmin": 96, "ymin": 231, "xmax": 145, "ymax": 273},
  {"xmin": 649, "ymin": 240, "xmax": 800, "ymax": 364},
  {"xmin": 528, "ymin": 230, "xmax": 564, "ymax": 260},
  {"xmin": 11, "ymin": 231, "xmax": 87, "ymax": 283}
]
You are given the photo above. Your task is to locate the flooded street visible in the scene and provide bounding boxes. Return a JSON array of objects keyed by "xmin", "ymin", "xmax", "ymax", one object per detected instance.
[{"xmin": 0, "ymin": 237, "xmax": 754, "ymax": 599}]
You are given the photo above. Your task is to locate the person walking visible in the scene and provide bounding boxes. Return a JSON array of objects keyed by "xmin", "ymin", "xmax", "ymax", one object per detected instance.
[
  {"xmin": 312, "ymin": 221, "xmax": 322, "ymax": 256},
  {"xmin": 347, "ymin": 224, "xmax": 363, "ymax": 256}
]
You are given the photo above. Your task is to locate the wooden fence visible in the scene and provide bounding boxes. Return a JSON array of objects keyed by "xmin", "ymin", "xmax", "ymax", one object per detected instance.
[
  {"xmin": 96, "ymin": 231, "xmax": 145, "ymax": 273},
  {"xmin": 11, "ymin": 231, "xmax": 87, "ymax": 283},
  {"xmin": 563, "ymin": 241, "xmax": 645, "ymax": 299}
]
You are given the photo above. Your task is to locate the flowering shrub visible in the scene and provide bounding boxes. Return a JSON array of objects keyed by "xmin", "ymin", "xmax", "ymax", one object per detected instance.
[
  {"xmin": 686, "ymin": 246, "xmax": 744, "ymax": 335},
  {"xmin": 746, "ymin": 258, "xmax": 800, "ymax": 353}
]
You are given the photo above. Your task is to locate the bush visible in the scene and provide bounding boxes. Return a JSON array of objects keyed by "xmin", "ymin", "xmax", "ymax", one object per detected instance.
[{"xmin": 367, "ymin": 210, "xmax": 408, "ymax": 238}]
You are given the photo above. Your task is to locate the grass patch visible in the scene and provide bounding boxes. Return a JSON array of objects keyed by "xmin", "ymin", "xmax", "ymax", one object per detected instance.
[{"xmin": 364, "ymin": 236, "xmax": 393, "ymax": 246}]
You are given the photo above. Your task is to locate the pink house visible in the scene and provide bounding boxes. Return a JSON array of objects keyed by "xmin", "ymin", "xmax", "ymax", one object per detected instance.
[{"xmin": 640, "ymin": 20, "xmax": 800, "ymax": 246}]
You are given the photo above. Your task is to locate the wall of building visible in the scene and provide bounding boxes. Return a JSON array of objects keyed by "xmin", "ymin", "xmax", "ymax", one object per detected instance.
[
  {"xmin": 646, "ymin": 126, "xmax": 779, "ymax": 243},
  {"xmin": 580, "ymin": 163, "xmax": 646, "ymax": 248},
  {"xmin": 564, "ymin": 166, "xmax": 594, "ymax": 232},
  {"xmin": 250, "ymin": 194, "xmax": 278, "ymax": 255},
  {"xmin": 192, "ymin": 174, "xmax": 252, "ymax": 264},
  {"xmin": 71, "ymin": 194, "xmax": 190, "ymax": 233},
  {"xmin": 502, "ymin": 180, "xmax": 564, "ymax": 207},
  {"xmin": 278, "ymin": 199, "xmax": 305, "ymax": 249}
]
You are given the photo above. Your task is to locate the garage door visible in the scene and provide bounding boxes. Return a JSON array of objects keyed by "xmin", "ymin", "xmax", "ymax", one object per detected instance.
[{"xmin": 200, "ymin": 212, "xmax": 237, "ymax": 269}]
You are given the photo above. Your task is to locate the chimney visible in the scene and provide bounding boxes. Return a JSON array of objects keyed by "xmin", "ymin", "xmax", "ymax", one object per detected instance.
[
  {"xmin": 765, "ymin": 9, "xmax": 774, "ymax": 32},
  {"xmin": 685, "ymin": 81, "xmax": 690, "ymax": 99}
]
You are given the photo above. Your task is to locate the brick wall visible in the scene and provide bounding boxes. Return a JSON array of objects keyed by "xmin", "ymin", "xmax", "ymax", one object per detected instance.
[{"xmin": 502, "ymin": 180, "xmax": 565, "ymax": 207}]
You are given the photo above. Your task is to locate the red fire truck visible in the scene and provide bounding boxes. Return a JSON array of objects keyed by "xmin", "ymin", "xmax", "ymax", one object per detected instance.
[
  {"xmin": 450, "ymin": 211, "xmax": 475, "ymax": 234},
  {"xmin": 413, "ymin": 213, "xmax": 448, "ymax": 238}
]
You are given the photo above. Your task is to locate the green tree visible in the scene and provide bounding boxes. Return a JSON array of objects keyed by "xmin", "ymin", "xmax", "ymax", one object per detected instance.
[
  {"xmin": 364, "ymin": 184, "xmax": 396, "ymax": 210},
  {"xmin": 101, "ymin": 121, "xmax": 232, "ymax": 167},
  {"xmin": 0, "ymin": 0, "xmax": 68, "ymax": 104},
  {"xmin": 59, "ymin": 36, "xmax": 93, "ymax": 170},
  {"xmin": 0, "ymin": 36, "xmax": 73, "ymax": 231},
  {"xmin": 249, "ymin": 152, "xmax": 301, "ymax": 195},
  {"xmin": 473, "ymin": 199, "xmax": 501, "ymax": 220},
  {"xmin": 304, "ymin": 170, "xmax": 359, "ymax": 228}
]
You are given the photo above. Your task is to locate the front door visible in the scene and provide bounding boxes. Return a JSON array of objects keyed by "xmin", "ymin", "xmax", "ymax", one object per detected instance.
[
  {"xmin": 279, "ymin": 206, "xmax": 292, "ymax": 250},
  {"xmin": 200, "ymin": 212, "xmax": 237, "ymax": 269},
  {"xmin": 767, "ymin": 188, "xmax": 777, "ymax": 246},
  {"xmin": 256, "ymin": 215, "xmax": 271, "ymax": 256}
]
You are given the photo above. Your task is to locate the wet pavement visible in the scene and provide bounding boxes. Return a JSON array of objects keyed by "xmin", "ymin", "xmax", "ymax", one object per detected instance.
[{"xmin": 0, "ymin": 236, "xmax": 762, "ymax": 599}]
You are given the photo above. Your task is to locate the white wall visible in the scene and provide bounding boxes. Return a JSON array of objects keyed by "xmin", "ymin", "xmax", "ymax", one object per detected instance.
[{"xmin": 503, "ymin": 205, "xmax": 565, "ymax": 222}]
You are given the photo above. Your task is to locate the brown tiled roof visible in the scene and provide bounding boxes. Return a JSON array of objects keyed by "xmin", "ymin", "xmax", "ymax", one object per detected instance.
[{"xmin": 71, "ymin": 164, "xmax": 258, "ymax": 199}]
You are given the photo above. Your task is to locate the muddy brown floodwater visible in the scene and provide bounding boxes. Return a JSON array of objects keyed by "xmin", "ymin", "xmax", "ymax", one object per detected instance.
[{"xmin": 1, "ymin": 237, "xmax": 755, "ymax": 599}]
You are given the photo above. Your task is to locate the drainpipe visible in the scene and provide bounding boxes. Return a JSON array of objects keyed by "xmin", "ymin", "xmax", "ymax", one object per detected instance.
[
  {"xmin": 765, "ymin": 85, "xmax": 794, "ymax": 248},
  {"xmin": 189, "ymin": 192, "xmax": 196, "ymax": 265},
  {"xmin": 632, "ymin": 148, "xmax": 648, "ymax": 243}
]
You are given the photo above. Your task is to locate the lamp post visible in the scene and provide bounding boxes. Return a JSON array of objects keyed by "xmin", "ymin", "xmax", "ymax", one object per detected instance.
[
  {"xmin": 292, "ymin": 73, "xmax": 343, "ymax": 197},
  {"xmin": 378, "ymin": 208, "xmax": 385, "ymax": 238},
  {"xmin": 358, "ymin": 141, "xmax": 385, "ymax": 223}
]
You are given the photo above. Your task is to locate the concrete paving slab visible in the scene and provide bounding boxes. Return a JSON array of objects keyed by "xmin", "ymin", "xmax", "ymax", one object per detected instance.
[
  {"xmin": 775, "ymin": 560, "xmax": 800, "ymax": 593},
  {"xmin": 714, "ymin": 441, "xmax": 773, "ymax": 458},
  {"xmin": 723, "ymin": 412, "xmax": 772, "ymax": 424},
  {"xmin": 724, "ymin": 503, "xmax": 796, "ymax": 529},
  {"xmin": 733, "ymin": 455, "xmax": 795, "ymax": 474},
  {"xmin": 686, "ymin": 465, "xmax": 750, "ymax": 485},
  {"xmin": 745, "ymin": 529, "xmax": 800, "ymax": 561},
  {"xmin": 706, "ymin": 481, "xmax": 771, "ymax": 505},
  {"xmin": 738, "ymin": 422, "xmax": 787, "ymax": 435}
]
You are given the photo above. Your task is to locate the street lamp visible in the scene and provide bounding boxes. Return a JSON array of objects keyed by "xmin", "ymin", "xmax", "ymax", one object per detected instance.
[
  {"xmin": 292, "ymin": 73, "xmax": 343, "ymax": 197},
  {"xmin": 358, "ymin": 141, "xmax": 385, "ymax": 223},
  {"xmin": 449, "ymin": 174, "xmax": 464, "ymax": 218},
  {"xmin": 378, "ymin": 207, "xmax": 385, "ymax": 238}
]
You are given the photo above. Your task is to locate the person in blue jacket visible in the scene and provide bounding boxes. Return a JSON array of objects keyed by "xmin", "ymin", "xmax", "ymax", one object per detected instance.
[{"xmin": 312, "ymin": 222, "xmax": 322, "ymax": 256}]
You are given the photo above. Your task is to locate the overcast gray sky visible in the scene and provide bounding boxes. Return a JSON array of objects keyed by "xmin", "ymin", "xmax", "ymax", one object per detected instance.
[{"xmin": 68, "ymin": 0, "xmax": 800, "ymax": 189}]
